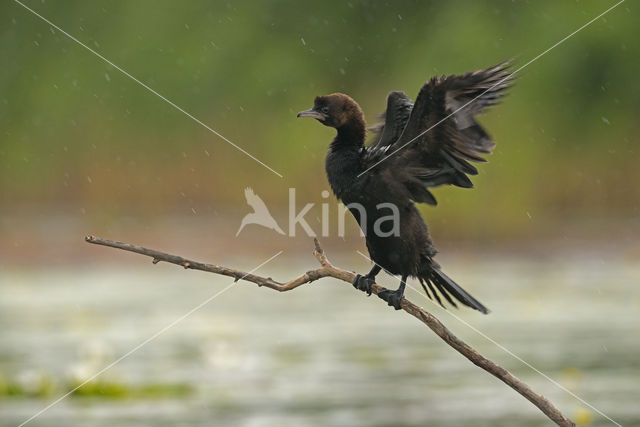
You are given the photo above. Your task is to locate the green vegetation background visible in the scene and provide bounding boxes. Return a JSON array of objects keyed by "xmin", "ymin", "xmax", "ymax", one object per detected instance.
[{"xmin": 1, "ymin": 0, "xmax": 637, "ymax": 239}]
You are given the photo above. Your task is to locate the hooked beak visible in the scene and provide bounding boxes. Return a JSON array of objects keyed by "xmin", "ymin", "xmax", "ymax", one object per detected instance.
[{"xmin": 297, "ymin": 108, "xmax": 326, "ymax": 121}]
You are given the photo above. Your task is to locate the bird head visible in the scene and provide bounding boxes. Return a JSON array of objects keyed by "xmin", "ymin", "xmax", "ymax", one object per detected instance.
[{"xmin": 297, "ymin": 93, "xmax": 364, "ymax": 130}]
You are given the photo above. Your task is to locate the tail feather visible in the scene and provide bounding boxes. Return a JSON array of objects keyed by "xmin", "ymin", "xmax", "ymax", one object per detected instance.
[
  {"xmin": 431, "ymin": 279, "xmax": 459, "ymax": 308},
  {"xmin": 421, "ymin": 268, "xmax": 490, "ymax": 314},
  {"xmin": 418, "ymin": 277, "xmax": 432, "ymax": 299},
  {"xmin": 426, "ymin": 279, "xmax": 444, "ymax": 308}
]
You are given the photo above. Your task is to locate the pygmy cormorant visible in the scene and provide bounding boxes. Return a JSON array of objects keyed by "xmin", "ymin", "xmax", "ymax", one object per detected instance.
[{"xmin": 297, "ymin": 61, "xmax": 513, "ymax": 312}]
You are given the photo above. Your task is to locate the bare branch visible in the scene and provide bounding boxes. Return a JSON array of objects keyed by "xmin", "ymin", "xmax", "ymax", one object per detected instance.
[{"xmin": 85, "ymin": 235, "xmax": 576, "ymax": 427}]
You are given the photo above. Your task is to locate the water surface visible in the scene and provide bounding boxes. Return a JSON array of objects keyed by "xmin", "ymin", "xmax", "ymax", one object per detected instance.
[{"xmin": 1, "ymin": 254, "xmax": 638, "ymax": 426}]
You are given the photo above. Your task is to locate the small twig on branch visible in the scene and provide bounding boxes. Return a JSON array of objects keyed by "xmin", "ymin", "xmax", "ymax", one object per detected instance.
[{"xmin": 85, "ymin": 235, "xmax": 575, "ymax": 427}]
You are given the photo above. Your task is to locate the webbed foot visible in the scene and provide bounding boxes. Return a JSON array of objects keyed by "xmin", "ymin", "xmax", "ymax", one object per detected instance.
[
  {"xmin": 352, "ymin": 274, "xmax": 375, "ymax": 295},
  {"xmin": 377, "ymin": 288, "xmax": 404, "ymax": 310}
]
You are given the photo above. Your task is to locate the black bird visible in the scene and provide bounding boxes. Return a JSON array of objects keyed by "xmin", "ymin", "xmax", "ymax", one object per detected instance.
[{"xmin": 297, "ymin": 61, "xmax": 513, "ymax": 313}]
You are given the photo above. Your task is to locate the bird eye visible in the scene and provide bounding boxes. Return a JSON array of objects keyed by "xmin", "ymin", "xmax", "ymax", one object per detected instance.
[{"xmin": 321, "ymin": 106, "xmax": 330, "ymax": 114}]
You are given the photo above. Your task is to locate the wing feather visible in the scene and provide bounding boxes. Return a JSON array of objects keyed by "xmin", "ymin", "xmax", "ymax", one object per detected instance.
[
  {"xmin": 365, "ymin": 91, "xmax": 414, "ymax": 164},
  {"xmin": 362, "ymin": 61, "xmax": 513, "ymax": 206}
]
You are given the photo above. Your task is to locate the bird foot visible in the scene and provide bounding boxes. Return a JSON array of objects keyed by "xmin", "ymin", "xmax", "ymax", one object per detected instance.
[
  {"xmin": 353, "ymin": 274, "xmax": 375, "ymax": 295},
  {"xmin": 377, "ymin": 289, "xmax": 404, "ymax": 310}
]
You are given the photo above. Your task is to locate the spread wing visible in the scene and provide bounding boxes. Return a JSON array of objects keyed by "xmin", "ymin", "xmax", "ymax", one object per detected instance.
[
  {"xmin": 367, "ymin": 91, "xmax": 414, "ymax": 157},
  {"xmin": 362, "ymin": 61, "xmax": 513, "ymax": 206}
]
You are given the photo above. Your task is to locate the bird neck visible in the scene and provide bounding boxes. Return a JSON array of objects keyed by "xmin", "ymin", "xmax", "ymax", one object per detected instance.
[
  {"xmin": 331, "ymin": 116, "xmax": 366, "ymax": 150},
  {"xmin": 326, "ymin": 122, "xmax": 365, "ymax": 198}
]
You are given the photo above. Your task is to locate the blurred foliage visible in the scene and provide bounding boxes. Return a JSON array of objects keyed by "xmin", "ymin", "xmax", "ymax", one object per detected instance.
[
  {"xmin": 0, "ymin": 0, "xmax": 637, "ymax": 237},
  {"xmin": 0, "ymin": 369, "xmax": 192, "ymax": 399},
  {"xmin": 71, "ymin": 380, "xmax": 193, "ymax": 399}
]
